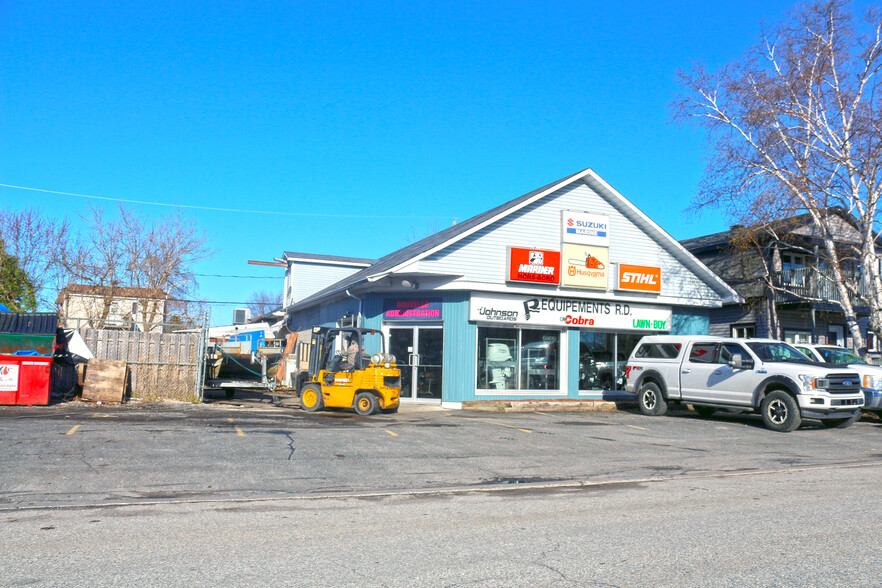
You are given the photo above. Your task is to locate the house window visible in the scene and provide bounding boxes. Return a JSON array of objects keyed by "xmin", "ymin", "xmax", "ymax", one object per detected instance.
[
  {"xmin": 781, "ymin": 253, "xmax": 806, "ymax": 287},
  {"xmin": 784, "ymin": 330, "xmax": 811, "ymax": 344},
  {"xmin": 731, "ymin": 324, "xmax": 755, "ymax": 338}
]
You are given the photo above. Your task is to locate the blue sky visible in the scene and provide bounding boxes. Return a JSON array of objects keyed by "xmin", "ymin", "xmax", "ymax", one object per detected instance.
[{"xmin": 0, "ymin": 0, "xmax": 846, "ymax": 322}]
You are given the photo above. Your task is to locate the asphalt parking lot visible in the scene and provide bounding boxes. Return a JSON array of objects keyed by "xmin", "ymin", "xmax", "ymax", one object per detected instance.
[
  {"xmin": 2, "ymin": 400, "xmax": 882, "ymax": 586},
  {"xmin": 1, "ymin": 398, "xmax": 881, "ymax": 509}
]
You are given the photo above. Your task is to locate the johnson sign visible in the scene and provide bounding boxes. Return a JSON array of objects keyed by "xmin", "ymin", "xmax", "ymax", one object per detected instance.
[
  {"xmin": 617, "ymin": 264, "xmax": 662, "ymax": 293},
  {"xmin": 507, "ymin": 247, "xmax": 560, "ymax": 284}
]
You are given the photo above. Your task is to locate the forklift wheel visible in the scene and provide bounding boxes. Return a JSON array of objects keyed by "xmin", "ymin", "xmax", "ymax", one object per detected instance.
[
  {"xmin": 300, "ymin": 384, "xmax": 324, "ymax": 412},
  {"xmin": 354, "ymin": 392, "xmax": 379, "ymax": 416}
]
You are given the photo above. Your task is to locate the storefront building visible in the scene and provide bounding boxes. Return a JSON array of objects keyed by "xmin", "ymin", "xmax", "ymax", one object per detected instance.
[{"xmin": 285, "ymin": 168, "xmax": 741, "ymax": 407}]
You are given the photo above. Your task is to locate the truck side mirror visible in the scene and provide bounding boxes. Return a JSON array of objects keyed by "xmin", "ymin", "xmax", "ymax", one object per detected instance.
[{"xmin": 728, "ymin": 354, "xmax": 744, "ymax": 370}]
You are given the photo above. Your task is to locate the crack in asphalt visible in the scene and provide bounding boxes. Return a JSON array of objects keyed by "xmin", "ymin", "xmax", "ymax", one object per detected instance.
[{"xmin": 2, "ymin": 460, "xmax": 880, "ymax": 513}]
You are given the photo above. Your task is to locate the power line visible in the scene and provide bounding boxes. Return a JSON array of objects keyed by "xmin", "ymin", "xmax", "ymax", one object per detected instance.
[
  {"xmin": 194, "ymin": 273, "xmax": 281, "ymax": 279},
  {"xmin": 0, "ymin": 183, "xmax": 454, "ymax": 220}
]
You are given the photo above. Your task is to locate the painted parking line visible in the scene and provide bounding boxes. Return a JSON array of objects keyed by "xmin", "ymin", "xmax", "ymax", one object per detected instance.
[
  {"xmin": 92, "ymin": 414, "xmax": 118, "ymax": 418},
  {"xmin": 482, "ymin": 420, "xmax": 533, "ymax": 434},
  {"xmin": 384, "ymin": 429, "xmax": 398, "ymax": 437},
  {"xmin": 626, "ymin": 424, "xmax": 648, "ymax": 431},
  {"xmin": 65, "ymin": 425, "xmax": 81, "ymax": 435},
  {"xmin": 235, "ymin": 427, "xmax": 246, "ymax": 437}
]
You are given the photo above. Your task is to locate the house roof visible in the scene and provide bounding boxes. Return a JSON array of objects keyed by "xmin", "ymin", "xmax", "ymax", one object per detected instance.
[
  {"xmin": 288, "ymin": 168, "xmax": 743, "ymax": 311},
  {"xmin": 680, "ymin": 208, "xmax": 861, "ymax": 254},
  {"xmin": 56, "ymin": 285, "xmax": 168, "ymax": 306},
  {"xmin": 0, "ymin": 312, "xmax": 58, "ymax": 336},
  {"xmin": 283, "ymin": 252, "xmax": 376, "ymax": 267}
]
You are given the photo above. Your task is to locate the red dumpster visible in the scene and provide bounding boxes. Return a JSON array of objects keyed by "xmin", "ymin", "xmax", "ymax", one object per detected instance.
[{"xmin": 0, "ymin": 355, "xmax": 52, "ymax": 405}]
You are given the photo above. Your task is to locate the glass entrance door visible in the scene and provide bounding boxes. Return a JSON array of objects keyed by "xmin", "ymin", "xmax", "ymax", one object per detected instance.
[{"xmin": 388, "ymin": 326, "xmax": 443, "ymax": 401}]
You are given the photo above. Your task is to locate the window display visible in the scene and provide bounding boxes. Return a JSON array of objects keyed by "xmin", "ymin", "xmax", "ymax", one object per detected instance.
[
  {"xmin": 579, "ymin": 331, "xmax": 646, "ymax": 391},
  {"xmin": 477, "ymin": 327, "xmax": 560, "ymax": 391}
]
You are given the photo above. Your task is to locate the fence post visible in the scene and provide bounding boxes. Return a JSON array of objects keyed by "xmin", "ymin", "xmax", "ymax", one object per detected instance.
[{"xmin": 194, "ymin": 309, "xmax": 209, "ymax": 402}]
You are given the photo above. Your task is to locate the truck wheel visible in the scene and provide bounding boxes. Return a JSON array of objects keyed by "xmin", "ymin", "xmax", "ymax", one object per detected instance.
[
  {"xmin": 821, "ymin": 414, "xmax": 860, "ymax": 429},
  {"xmin": 761, "ymin": 391, "xmax": 801, "ymax": 432},
  {"xmin": 693, "ymin": 406, "xmax": 716, "ymax": 418},
  {"xmin": 637, "ymin": 382, "xmax": 667, "ymax": 416},
  {"xmin": 300, "ymin": 384, "xmax": 324, "ymax": 413},
  {"xmin": 354, "ymin": 392, "xmax": 378, "ymax": 416}
]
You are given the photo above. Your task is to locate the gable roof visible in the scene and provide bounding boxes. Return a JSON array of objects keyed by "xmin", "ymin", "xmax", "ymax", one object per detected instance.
[
  {"xmin": 680, "ymin": 208, "xmax": 862, "ymax": 254},
  {"xmin": 288, "ymin": 168, "xmax": 742, "ymax": 311},
  {"xmin": 56, "ymin": 285, "xmax": 168, "ymax": 306}
]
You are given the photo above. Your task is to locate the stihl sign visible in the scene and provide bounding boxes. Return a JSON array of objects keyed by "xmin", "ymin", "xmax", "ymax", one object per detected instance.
[{"xmin": 617, "ymin": 264, "xmax": 661, "ymax": 293}]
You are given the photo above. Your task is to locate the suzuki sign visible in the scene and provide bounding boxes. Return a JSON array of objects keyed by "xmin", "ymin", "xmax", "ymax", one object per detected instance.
[
  {"xmin": 617, "ymin": 264, "xmax": 662, "ymax": 293},
  {"xmin": 561, "ymin": 211, "xmax": 610, "ymax": 247}
]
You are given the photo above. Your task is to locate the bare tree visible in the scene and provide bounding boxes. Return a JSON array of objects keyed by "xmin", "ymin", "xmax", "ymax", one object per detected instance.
[
  {"xmin": 246, "ymin": 289, "xmax": 282, "ymax": 317},
  {"xmin": 0, "ymin": 208, "xmax": 70, "ymax": 309},
  {"xmin": 676, "ymin": 0, "xmax": 882, "ymax": 352},
  {"xmin": 55, "ymin": 205, "xmax": 213, "ymax": 329}
]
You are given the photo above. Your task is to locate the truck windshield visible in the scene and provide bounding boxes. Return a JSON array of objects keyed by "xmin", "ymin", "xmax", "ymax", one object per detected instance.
[
  {"xmin": 746, "ymin": 342, "xmax": 813, "ymax": 363},
  {"xmin": 818, "ymin": 347, "xmax": 866, "ymax": 365}
]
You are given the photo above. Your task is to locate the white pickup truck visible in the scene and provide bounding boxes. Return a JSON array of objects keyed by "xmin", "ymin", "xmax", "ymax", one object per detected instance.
[
  {"xmin": 624, "ymin": 336, "xmax": 865, "ymax": 432},
  {"xmin": 791, "ymin": 343, "xmax": 882, "ymax": 417}
]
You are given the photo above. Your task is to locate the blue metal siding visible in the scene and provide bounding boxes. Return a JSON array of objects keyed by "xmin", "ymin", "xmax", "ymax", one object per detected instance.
[
  {"xmin": 288, "ymin": 298, "xmax": 358, "ymax": 333},
  {"xmin": 671, "ymin": 308, "xmax": 710, "ymax": 335},
  {"xmin": 566, "ymin": 329, "xmax": 580, "ymax": 398},
  {"xmin": 441, "ymin": 293, "xmax": 474, "ymax": 403}
]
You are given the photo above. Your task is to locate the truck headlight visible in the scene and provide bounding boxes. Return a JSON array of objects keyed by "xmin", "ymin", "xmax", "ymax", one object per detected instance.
[
  {"xmin": 798, "ymin": 374, "xmax": 829, "ymax": 391},
  {"xmin": 862, "ymin": 374, "xmax": 882, "ymax": 389},
  {"xmin": 371, "ymin": 353, "xmax": 383, "ymax": 365}
]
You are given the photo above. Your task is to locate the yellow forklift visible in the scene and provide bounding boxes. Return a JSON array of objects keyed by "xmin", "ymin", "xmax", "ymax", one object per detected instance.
[{"xmin": 296, "ymin": 326, "xmax": 401, "ymax": 415}]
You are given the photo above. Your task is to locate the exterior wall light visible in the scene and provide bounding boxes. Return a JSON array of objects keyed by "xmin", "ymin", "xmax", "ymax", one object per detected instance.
[{"xmin": 401, "ymin": 279, "xmax": 419, "ymax": 289}]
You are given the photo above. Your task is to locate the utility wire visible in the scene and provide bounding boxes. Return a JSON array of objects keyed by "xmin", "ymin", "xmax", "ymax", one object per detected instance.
[
  {"xmin": 0, "ymin": 183, "xmax": 453, "ymax": 220},
  {"xmin": 194, "ymin": 273, "xmax": 280, "ymax": 279}
]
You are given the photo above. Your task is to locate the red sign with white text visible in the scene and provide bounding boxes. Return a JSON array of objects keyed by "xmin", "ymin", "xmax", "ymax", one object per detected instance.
[
  {"xmin": 507, "ymin": 247, "xmax": 560, "ymax": 284},
  {"xmin": 618, "ymin": 264, "xmax": 662, "ymax": 293}
]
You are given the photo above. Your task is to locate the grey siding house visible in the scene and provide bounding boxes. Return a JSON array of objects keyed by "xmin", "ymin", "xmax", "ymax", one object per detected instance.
[{"xmin": 681, "ymin": 210, "xmax": 876, "ymax": 352}]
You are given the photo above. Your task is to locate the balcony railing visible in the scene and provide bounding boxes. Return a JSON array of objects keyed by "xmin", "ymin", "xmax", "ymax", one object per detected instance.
[{"xmin": 772, "ymin": 268, "xmax": 871, "ymax": 305}]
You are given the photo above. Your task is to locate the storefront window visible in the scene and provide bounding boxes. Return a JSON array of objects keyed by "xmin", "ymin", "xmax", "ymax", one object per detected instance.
[
  {"xmin": 579, "ymin": 332, "xmax": 648, "ymax": 391},
  {"xmin": 477, "ymin": 327, "xmax": 560, "ymax": 390},
  {"xmin": 521, "ymin": 330, "xmax": 560, "ymax": 390},
  {"xmin": 478, "ymin": 327, "xmax": 518, "ymax": 390},
  {"xmin": 615, "ymin": 333, "xmax": 644, "ymax": 391},
  {"xmin": 579, "ymin": 332, "xmax": 614, "ymax": 390}
]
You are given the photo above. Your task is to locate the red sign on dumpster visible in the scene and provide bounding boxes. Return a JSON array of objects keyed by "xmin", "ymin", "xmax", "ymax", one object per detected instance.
[{"xmin": 0, "ymin": 356, "xmax": 51, "ymax": 405}]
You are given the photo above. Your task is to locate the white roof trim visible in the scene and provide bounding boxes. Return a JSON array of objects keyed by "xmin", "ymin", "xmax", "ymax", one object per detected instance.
[
  {"xmin": 286, "ymin": 257, "xmax": 373, "ymax": 268},
  {"xmin": 582, "ymin": 171, "xmax": 742, "ymax": 304}
]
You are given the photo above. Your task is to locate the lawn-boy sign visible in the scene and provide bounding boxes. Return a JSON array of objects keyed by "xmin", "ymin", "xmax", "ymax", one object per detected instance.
[{"xmin": 470, "ymin": 293, "xmax": 671, "ymax": 331}]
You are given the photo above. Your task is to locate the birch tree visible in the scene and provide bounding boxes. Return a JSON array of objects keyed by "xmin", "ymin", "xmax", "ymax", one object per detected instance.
[{"xmin": 676, "ymin": 0, "xmax": 882, "ymax": 352}]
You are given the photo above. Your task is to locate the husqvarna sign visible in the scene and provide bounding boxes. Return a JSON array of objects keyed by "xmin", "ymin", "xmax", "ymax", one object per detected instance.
[{"xmin": 561, "ymin": 211, "xmax": 610, "ymax": 247}]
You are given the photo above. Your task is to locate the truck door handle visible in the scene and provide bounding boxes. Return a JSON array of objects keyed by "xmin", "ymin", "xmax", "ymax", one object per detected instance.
[
  {"xmin": 681, "ymin": 369, "xmax": 691, "ymax": 374},
  {"xmin": 712, "ymin": 369, "xmax": 723, "ymax": 375}
]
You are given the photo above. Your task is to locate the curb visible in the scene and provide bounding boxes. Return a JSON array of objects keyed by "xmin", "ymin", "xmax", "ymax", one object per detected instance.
[{"xmin": 462, "ymin": 399, "xmax": 637, "ymax": 413}]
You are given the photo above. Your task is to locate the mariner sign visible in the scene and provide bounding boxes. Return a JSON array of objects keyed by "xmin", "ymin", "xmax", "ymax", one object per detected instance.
[
  {"xmin": 470, "ymin": 293, "xmax": 672, "ymax": 331},
  {"xmin": 507, "ymin": 247, "xmax": 561, "ymax": 284}
]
